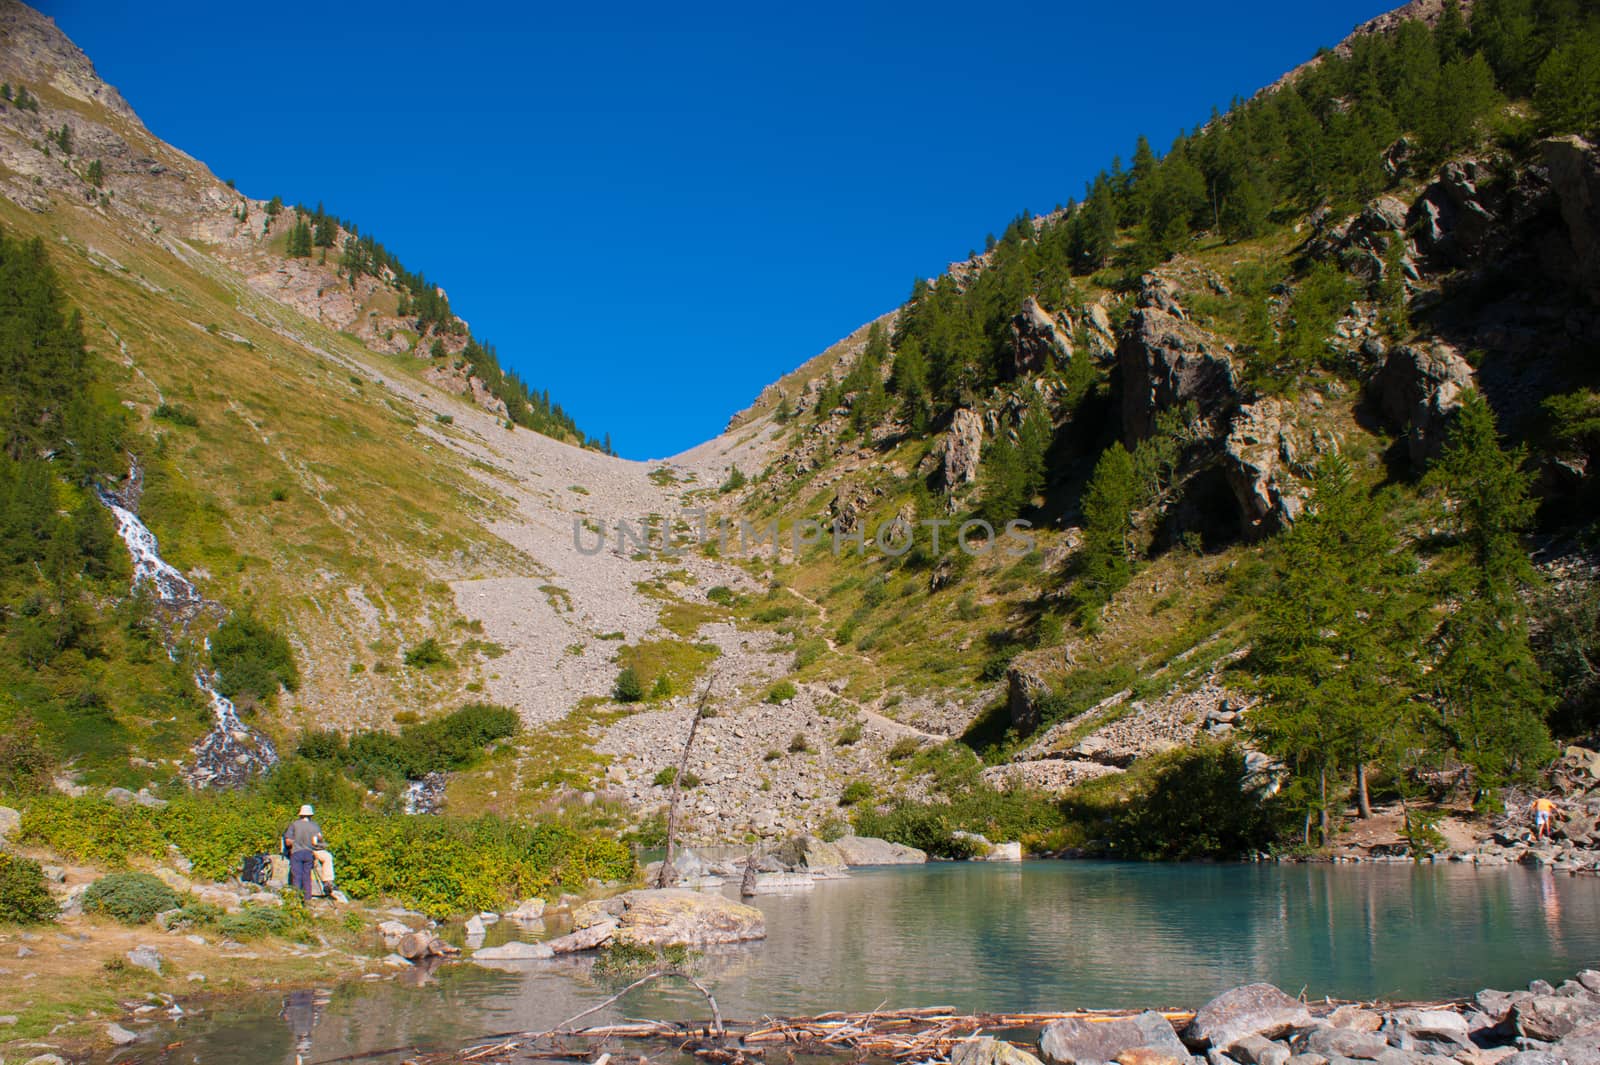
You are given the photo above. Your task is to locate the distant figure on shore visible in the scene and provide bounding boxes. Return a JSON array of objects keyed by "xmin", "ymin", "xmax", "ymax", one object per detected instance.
[
  {"xmin": 1533, "ymin": 796, "xmax": 1557, "ymax": 840},
  {"xmin": 283, "ymin": 804, "xmax": 326, "ymax": 900}
]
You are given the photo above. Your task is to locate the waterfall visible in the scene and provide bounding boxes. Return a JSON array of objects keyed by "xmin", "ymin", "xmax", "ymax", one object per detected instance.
[{"xmin": 99, "ymin": 466, "xmax": 279, "ymax": 786}]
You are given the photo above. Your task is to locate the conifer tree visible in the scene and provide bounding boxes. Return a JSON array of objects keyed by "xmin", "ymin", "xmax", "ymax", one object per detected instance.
[
  {"xmin": 1424, "ymin": 391, "xmax": 1553, "ymax": 787},
  {"xmin": 1249, "ymin": 456, "xmax": 1422, "ymax": 836},
  {"xmin": 1072, "ymin": 442, "xmax": 1138, "ymax": 625}
]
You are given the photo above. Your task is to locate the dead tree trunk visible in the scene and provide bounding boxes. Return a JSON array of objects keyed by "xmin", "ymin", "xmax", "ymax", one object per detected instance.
[{"xmin": 658, "ymin": 674, "xmax": 718, "ymax": 889}]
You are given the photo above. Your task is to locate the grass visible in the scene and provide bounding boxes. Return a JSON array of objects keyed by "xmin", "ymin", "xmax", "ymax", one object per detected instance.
[{"xmin": 615, "ymin": 638, "xmax": 720, "ymax": 701}]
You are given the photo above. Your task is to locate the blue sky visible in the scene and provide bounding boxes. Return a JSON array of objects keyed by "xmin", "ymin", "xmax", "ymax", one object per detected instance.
[{"xmin": 46, "ymin": 1, "xmax": 1389, "ymax": 459}]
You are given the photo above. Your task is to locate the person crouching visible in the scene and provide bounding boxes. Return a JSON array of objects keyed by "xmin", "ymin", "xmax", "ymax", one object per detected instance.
[{"xmin": 283, "ymin": 804, "xmax": 325, "ymax": 901}]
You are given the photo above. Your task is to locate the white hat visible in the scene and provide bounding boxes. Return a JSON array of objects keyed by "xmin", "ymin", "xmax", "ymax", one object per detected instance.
[{"xmin": 298, "ymin": 804, "xmax": 314, "ymax": 817}]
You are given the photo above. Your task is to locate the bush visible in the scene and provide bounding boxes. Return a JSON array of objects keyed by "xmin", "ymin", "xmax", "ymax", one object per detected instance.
[
  {"xmin": 0, "ymin": 853, "xmax": 57, "ymax": 924},
  {"xmin": 153, "ymin": 403, "xmax": 198, "ymax": 427},
  {"xmin": 614, "ymin": 667, "xmax": 644, "ymax": 703},
  {"xmin": 82, "ymin": 872, "xmax": 181, "ymax": 925},
  {"xmin": 1104, "ymin": 745, "xmax": 1275, "ymax": 860},
  {"xmin": 24, "ymin": 794, "xmax": 634, "ymax": 920},
  {"xmin": 792, "ymin": 637, "xmax": 827, "ymax": 671},
  {"xmin": 839, "ymin": 780, "xmax": 873, "ymax": 806},
  {"xmin": 218, "ymin": 904, "xmax": 290, "ymax": 940},
  {"xmin": 835, "ymin": 722, "xmax": 863, "ymax": 746},
  {"xmin": 764, "ymin": 680, "xmax": 797, "ymax": 704},
  {"xmin": 706, "ymin": 585, "xmax": 736, "ymax": 605},
  {"xmin": 787, "ymin": 732, "xmax": 812, "ymax": 754},
  {"xmin": 210, "ymin": 613, "xmax": 299, "ymax": 702},
  {"xmin": 0, "ymin": 706, "xmax": 54, "ymax": 794},
  {"xmin": 402, "ymin": 637, "xmax": 451, "ymax": 670},
  {"xmin": 887, "ymin": 736, "xmax": 924, "ymax": 762}
]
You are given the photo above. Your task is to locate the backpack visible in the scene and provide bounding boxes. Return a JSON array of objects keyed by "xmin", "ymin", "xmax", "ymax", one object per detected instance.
[{"xmin": 241, "ymin": 852, "xmax": 272, "ymax": 886}]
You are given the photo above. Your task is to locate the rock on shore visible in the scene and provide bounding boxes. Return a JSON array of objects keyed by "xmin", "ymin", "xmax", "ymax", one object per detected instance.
[{"xmin": 552, "ymin": 888, "xmax": 766, "ymax": 952}]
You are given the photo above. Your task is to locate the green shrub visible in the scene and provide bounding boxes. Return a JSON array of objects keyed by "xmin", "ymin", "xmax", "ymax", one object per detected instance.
[
  {"xmin": 614, "ymin": 667, "xmax": 644, "ymax": 703},
  {"xmin": 402, "ymin": 637, "xmax": 451, "ymax": 670},
  {"xmin": 1104, "ymin": 745, "xmax": 1275, "ymax": 860},
  {"xmin": 764, "ymin": 680, "xmax": 797, "ymax": 704},
  {"xmin": 82, "ymin": 872, "xmax": 181, "ymax": 925},
  {"xmin": 706, "ymin": 585, "xmax": 736, "ymax": 605},
  {"xmin": 218, "ymin": 904, "xmax": 290, "ymax": 940},
  {"xmin": 792, "ymin": 637, "xmax": 827, "ymax": 671},
  {"xmin": 835, "ymin": 722, "xmax": 863, "ymax": 746},
  {"xmin": 0, "ymin": 853, "xmax": 57, "ymax": 924},
  {"xmin": 787, "ymin": 732, "xmax": 812, "ymax": 754},
  {"xmin": 23, "ymin": 794, "xmax": 634, "ymax": 920},
  {"xmin": 210, "ymin": 613, "xmax": 299, "ymax": 702},
  {"xmin": 887, "ymin": 736, "xmax": 923, "ymax": 762},
  {"xmin": 153, "ymin": 403, "xmax": 198, "ymax": 427},
  {"xmin": 839, "ymin": 780, "xmax": 873, "ymax": 806}
]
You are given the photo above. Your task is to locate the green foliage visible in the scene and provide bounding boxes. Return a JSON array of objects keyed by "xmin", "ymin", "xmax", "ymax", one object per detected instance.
[
  {"xmin": 22, "ymin": 793, "xmax": 632, "ymax": 919},
  {"xmin": 1072, "ymin": 442, "xmax": 1138, "ymax": 624},
  {"xmin": 0, "ymin": 852, "xmax": 57, "ymax": 925},
  {"xmin": 153, "ymin": 402, "xmax": 199, "ymax": 427},
  {"xmin": 86, "ymin": 159, "xmax": 104, "ymax": 187},
  {"xmin": 401, "ymin": 637, "xmax": 451, "ymax": 670},
  {"xmin": 979, "ymin": 391, "xmax": 1052, "ymax": 523},
  {"xmin": 0, "ymin": 704, "xmax": 54, "ymax": 795},
  {"xmin": 787, "ymin": 732, "xmax": 812, "ymax": 754},
  {"xmin": 1248, "ymin": 455, "xmax": 1423, "ymax": 837},
  {"xmin": 210, "ymin": 613, "xmax": 299, "ymax": 702},
  {"xmin": 764, "ymin": 680, "xmax": 797, "ymax": 704},
  {"xmin": 82, "ymin": 872, "xmax": 181, "ymax": 925},
  {"xmin": 218, "ymin": 904, "xmax": 291, "ymax": 940},
  {"xmin": 706, "ymin": 585, "xmax": 736, "ymax": 605},
  {"xmin": 1536, "ymin": 581, "xmax": 1600, "ymax": 736},
  {"xmin": 1534, "ymin": 25, "xmax": 1600, "ymax": 135},
  {"xmin": 1105, "ymin": 745, "xmax": 1277, "ymax": 859},
  {"xmin": 1424, "ymin": 391, "xmax": 1553, "ymax": 784},
  {"xmin": 720, "ymin": 466, "xmax": 747, "ymax": 493},
  {"xmin": 286, "ymin": 220, "xmax": 312, "ymax": 258},
  {"xmin": 839, "ymin": 780, "xmax": 873, "ymax": 806},
  {"xmin": 1401, "ymin": 805, "xmax": 1447, "ymax": 856},
  {"xmin": 613, "ymin": 666, "xmax": 644, "ymax": 703},
  {"xmin": 297, "ymin": 702, "xmax": 518, "ymax": 784}
]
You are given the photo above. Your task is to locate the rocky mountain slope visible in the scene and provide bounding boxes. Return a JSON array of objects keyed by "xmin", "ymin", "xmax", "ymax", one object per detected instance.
[{"xmin": 2, "ymin": 0, "xmax": 1598, "ymax": 852}]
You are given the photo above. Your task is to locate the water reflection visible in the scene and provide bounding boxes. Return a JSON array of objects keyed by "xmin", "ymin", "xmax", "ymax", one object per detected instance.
[{"xmin": 135, "ymin": 862, "xmax": 1600, "ymax": 1065}]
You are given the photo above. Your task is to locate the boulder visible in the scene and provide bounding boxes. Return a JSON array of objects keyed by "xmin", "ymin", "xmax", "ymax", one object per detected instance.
[
  {"xmin": 982, "ymin": 841, "xmax": 1024, "ymax": 862},
  {"xmin": 0, "ymin": 805, "xmax": 19, "ymax": 840},
  {"xmin": 1298, "ymin": 1027, "xmax": 1387, "ymax": 1060},
  {"xmin": 396, "ymin": 932, "xmax": 457, "ymax": 961},
  {"xmin": 612, "ymin": 888, "xmax": 766, "ymax": 947},
  {"xmin": 1041, "ymin": 1011, "xmax": 1187, "ymax": 1065},
  {"xmin": 775, "ymin": 834, "xmax": 847, "ymax": 873},
  {"xmin": 940, "ymin": 409, "xmax": 985, "ymax": 491},
  {"xmin": 1223, "ymin": 398, "xmax": 1310, "ymax": 535},
  {"xmin": 126, "ymin": 945, "xmax": 163, "ymax": 975},
  {"xmin": 1514, "ymin": 995, "xmax": 1600, "ymax": 1042},
  {"xmin": 1542, "ymin": 136, "xmax": 1600, "ymax": 304},
  {"xmin": 1118, "ymin": 307, "xmax": 1239, "ymax": 448},
  {"xmin": 505, "ymin": 898, "xmax": 547, "ymax": 922},
  {"xmin": 106, "ymin": 1023, "xmax": 138, "ymax": 1046},
  {"xmin": 1389, "ymin": 1010, "xmax": 1469, "ymax": 1046},
  {"xmin": 1008, "ymin": 663, "xmax": 1052, "ymax": 735},
  {"xmin": 745, "ymin": 872, "xmax": 818, "ymax": 894},
  {"xmin": 544, "ymin": 918, "xmax": 620, "ymax": 954},
  {"xmin": 833, "ymin": 835, "xmax": 928, "ymax": 866},
  {"xmin": 1009, "ymin": 296, "xmax": 1074, "ymax": 378},
  {"xmin": 1232, "ymin": 1035, "xmax": 1291, "ymax": 1065},
  {"xmin": 952, "ymin": 830, "xmax": 996, "ymax": 857},
  {"xmin": 1186, "ymin": 984, "xmax": 1312, "ymax": 1052},
  {"xmin": 955, "ymin": 1037, "xmax": 1048, "ymax": 1065},
  {"xmin": 104, "ymin": 787, "xmax": 138, "ymax": 806},
  {"xmin": 471, "ymin": 941, "xmax": 554, "ymax": 962},
  {"xmin": 1367, "ymin": 342, "xmax": 1474, "ymax": 467},
  {"xmin": 464, "ymin": 915, "xmax": 486, "ymax": 937}
]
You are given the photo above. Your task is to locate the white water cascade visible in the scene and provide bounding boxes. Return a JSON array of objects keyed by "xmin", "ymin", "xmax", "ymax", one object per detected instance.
[{"xmin": 99, "ymin": 474, "xmax": 279, "ymax": 786}]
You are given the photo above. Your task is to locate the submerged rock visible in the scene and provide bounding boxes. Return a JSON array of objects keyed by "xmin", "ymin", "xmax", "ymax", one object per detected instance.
[
  {"xmin": 471, "ymin": 941, "xmax": 554, "ymax": 962},
  {"xmin": 957, "ymin": 1037, "xmax": 1048, "ymax": 1065}
]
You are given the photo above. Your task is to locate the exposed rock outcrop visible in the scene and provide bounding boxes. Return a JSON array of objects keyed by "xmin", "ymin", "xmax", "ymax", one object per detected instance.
[
  {"xmin": 1008, "ymin": 297, "xmax": 1073, "ymax": 378},
  {"xmin": 939, "ymin": 409, "xmax": 985, "ymax": 490},
  {"xmin": 1408, "ymin": 159, "xmax": 1498, "ymax": 266},
  {"xmin": 1007, "ymin": 662, "xmax": 1051, "ymax": 735},
  {"xmin": 833, "ymin": 835, "xmax": 928, "ymax": 865},
  {"xmin": 1367, "ymin": 342, "xmax": 1475, "ymax": 466},
  {"xmin": 1118, "ymin": 293, "xmax": 1239, "ymax": 447},
  {"xmin": 1223, "ymin": 398, "xmax": 1312, "ymax": 534},
  {"xmin": 1542, "ymin": 136, "xmax": 1600, "ymax": 304}
]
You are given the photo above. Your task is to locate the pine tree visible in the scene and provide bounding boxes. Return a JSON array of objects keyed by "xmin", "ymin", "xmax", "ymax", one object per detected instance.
[
  {"xmin": 286, "ymin": 220, "xmax": 312, "ymax": 257},
  {"xmin": 1534, "ymin": 27, "xmax": 1600, "ymax": 135},
  {"xmin": 1424, "ymin": 391, "xmax": 1553, "ymax": 786},
  {"xmin": 1072, "ymin": 442, "xmax": 1138, "ymax": 625},
  {"xmin": 85, "ymin": 160, "xmax": 103, "ymax": 187},
  {"xmin": 1249, "ymin": 456, "xmax": 1422, "ymax": 836}
]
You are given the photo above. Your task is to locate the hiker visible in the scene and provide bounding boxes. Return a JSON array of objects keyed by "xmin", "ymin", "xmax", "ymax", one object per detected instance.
[
  {"xmin": 1533, "ymin": 796, "xmax": 1558, "ymax": 840},
  {"xmin": 282, "ymin": 804, "xmax": 325, "ymax": 900}
]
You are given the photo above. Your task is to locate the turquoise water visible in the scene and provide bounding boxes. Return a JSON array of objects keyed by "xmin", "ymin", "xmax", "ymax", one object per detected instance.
[{"xmin": 137, "ymin": 862, "xmax": 1600, "ymax": 1063}]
